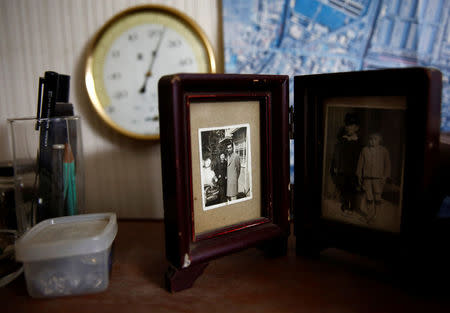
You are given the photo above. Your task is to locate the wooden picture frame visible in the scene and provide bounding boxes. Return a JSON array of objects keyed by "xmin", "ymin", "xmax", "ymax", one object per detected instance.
[
  {"xmin": 294, "ymin": 67, "xmax": 442, "ymax": 260},
  {"xmin": 159, "ymin": 73, "xmax": 290, "ymax": 292}
]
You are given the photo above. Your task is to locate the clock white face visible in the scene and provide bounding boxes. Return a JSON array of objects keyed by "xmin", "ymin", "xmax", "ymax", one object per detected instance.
[
  {"xmin": 104, "ymin": 25, "xmax": 200, "ymax": 135},
  {"xmin": 87, "ymin": 9, "xmax": 214, "ymax": 139}
]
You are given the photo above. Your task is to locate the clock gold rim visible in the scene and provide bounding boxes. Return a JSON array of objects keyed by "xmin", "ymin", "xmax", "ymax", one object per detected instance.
[{"xmin": 85, "ymin": 4, "xmax": 216, "ymax": 140}]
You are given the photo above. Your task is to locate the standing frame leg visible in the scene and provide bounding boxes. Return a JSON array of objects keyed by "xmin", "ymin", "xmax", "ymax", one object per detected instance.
[{"xmin": 165, "ymin": 262, "xmax": 209, "ymax": 292}]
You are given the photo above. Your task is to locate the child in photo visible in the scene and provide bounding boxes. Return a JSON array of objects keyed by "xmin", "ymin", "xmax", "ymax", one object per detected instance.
[
  {"xmin": 202, "ymin": 156, "xmax": 220, "ymax": 206},
  {"xmin": 330, "ymin": 113, "xmax": 362, "ymax": 214},
  {"xmin": 202, "ymin": 157, "xmax": 217, "ymax": 186},
  {"xmin": 356, "ymin": 132, "xmax": 391, "ymax": 213}
]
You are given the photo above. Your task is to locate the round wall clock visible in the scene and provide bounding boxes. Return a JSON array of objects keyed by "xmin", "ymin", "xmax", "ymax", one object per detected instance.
[{"xmin": 85, "ymin": 5, "xmax": 216, "ymax": 140}]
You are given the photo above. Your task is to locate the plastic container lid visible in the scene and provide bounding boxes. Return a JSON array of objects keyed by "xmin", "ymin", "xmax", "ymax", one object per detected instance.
[{"xmin": 15, "ymin": 213, "xmax": 117, "ymax": 262}]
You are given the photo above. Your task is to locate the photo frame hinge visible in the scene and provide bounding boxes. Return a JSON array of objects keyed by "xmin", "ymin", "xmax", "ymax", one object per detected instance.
[
  {"xmin": 288, "ymin": 183, "xmax": 294, "ymax": 221},
  {"xmin": 289, "ymin": 106, "xmax": 294, "ymax": 139}
]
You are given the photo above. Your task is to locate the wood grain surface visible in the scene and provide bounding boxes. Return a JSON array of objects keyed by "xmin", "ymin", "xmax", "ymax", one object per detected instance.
[{"xmin": 2, "ymin": 220, "xmax": 449, "ymax": 313}]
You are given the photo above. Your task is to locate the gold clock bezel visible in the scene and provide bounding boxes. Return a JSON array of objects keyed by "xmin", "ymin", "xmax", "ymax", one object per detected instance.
[{"xmin": 85, "ymin": 4, "xmax": 216, "ymax": 140}]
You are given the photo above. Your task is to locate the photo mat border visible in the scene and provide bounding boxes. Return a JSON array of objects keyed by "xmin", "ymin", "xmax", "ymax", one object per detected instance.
[{"xmin": 189, "ymin": 99, "xmax": 263, "ymax": 240}]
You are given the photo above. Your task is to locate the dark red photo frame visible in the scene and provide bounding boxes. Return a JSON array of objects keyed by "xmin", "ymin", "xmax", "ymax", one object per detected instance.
[
  {"xmin": 158, "ymin": 74, "xmax": 290, "ymax": 292},
  {"xmin": 294, "ymin": 67, "xmax": 443, "ymax": 261}
]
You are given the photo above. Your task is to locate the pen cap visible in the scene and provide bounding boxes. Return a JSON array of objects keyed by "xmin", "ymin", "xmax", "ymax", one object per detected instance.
[
  {"xmin": 39, "ymin": 72, "xmax": 71, "ymax": 120},
  {"xmin": 55, "ymin": 74, "xmax": 70, "ymax": 103},
  {"xmin": 42, "ymin": 71, "xmax": 70, "ymax": 102}
]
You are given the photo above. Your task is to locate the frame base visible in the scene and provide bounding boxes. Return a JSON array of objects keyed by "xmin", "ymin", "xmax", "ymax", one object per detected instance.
[{"xmin": 165, "ymin": 262, "xmax": 209, "ymax": 292}]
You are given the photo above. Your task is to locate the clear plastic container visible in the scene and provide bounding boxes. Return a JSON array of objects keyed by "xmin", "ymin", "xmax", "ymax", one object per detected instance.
[
  {"xmin": 15, "ymin": 213, "xmax": 117, "ymax": 298},
  {"xmin": 8, "ymin": 116, "xmax": 85, "ymax": 233}
]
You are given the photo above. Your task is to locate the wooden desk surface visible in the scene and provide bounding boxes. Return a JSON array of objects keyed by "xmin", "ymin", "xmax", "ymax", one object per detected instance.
[{"xmin": 2, "ymin": 220, "xmax": 449, "ymax": 313}]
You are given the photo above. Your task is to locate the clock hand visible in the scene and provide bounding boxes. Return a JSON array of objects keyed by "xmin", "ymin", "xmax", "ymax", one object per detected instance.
[{"xmin": 139, "ymin": 27, "xmax": 166, "ymax": 94}]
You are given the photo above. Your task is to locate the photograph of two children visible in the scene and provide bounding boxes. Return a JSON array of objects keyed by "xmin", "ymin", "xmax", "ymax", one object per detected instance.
[{"xmin": 322, "ymin": 98, "xmax": 406, "ymax": 233}]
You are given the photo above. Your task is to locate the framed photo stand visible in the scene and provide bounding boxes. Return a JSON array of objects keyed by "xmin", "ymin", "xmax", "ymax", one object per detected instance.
[
  {"xmin": 159, "ymin": 67, "xmax": 442, "ymax": 292},
  {"xmin": 159, "ymin": 74, "xmax": 290, "ymax": 292},
  {"xmin": 294, "ymin": 67, "xmax": 443, "ymax": 263}
]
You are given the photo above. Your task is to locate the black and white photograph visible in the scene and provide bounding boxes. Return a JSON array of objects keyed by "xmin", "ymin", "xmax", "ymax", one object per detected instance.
[
  {"xmin": 199, "ymin": 124, "xmax": 252, "ymax": 211},
  {"xmin": 322, "ymin": 98, "xmax": 406, "ymax": 233}
]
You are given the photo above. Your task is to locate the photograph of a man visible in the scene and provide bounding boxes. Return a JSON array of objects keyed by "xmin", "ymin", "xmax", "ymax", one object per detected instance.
[
  {"xmin": 226, "ymin": 142, "xmax": 241, "ymax": 201},
  {"xmin": 199, "ymin": 124, "xmax": 252, "ymax": 210},
  {"xmin": 216, "ymin": 153, "xmax": 228, "ymax": 202}
]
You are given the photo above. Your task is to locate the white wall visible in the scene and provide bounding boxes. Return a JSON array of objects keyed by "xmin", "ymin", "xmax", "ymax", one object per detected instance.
[{"xmin": 0, "ymin": 0, "xmax": 223, "ymax": 218}]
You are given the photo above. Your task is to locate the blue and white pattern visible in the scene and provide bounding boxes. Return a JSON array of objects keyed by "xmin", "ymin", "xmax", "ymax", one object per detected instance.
[
  {"xmin": 223, "ymin": 0, "xmax": 450, "ymax": 184},
  {"xmin": 223, "ymin": 0, "xmax": 450, "ymax": 129}
]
